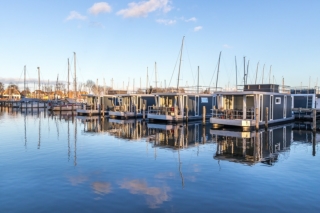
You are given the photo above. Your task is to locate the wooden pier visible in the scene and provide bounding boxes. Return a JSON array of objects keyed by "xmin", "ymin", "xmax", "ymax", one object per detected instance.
[{"xmin": 292, "ymin": 108, "xmax": 319, "ymax": 131}]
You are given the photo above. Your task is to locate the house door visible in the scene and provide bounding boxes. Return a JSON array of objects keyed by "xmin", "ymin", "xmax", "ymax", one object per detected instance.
[{"xmin": 195, "ymin": 96, "xmax": 199, "ymax": 116}]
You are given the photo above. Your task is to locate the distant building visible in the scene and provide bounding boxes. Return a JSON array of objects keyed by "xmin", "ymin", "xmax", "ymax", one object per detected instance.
[{"xmin": 2, "ymin": 87, "xmax": 21, "ymax": 100}]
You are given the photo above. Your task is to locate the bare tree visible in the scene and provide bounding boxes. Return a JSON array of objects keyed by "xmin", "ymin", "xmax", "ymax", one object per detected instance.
[{"xmin": 0, "ymin": 82, "xmax": 4, "ymax": 92}]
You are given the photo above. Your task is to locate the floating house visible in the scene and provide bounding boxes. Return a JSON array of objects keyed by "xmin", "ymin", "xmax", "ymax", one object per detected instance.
[
  {"xmin": 290, "ymin": 88, "xmax": 320, "ymax": 108},
  {"xmin": 290, "ymin": 88, "xmax": 320, "ymax": 120},
  {"xmin": 147, "ymin": 92, "xmax": 215, "ymax": 122},
  {"xmin": 77, "ymin": 94, "xmax": 102, "ymax": 116},
  {"xmin": 210, "ymin": 84, "xmax": 294, "ymax": 129},
  {"xmin": 107, "ymin": 94, "xmax": 155, "ymax": 119}
]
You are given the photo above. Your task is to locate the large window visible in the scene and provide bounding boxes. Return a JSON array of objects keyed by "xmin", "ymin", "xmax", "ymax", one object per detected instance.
[
  {"xmin": 283, "ymin": 96, "xmax": 287, "ymax": 118},
  {"xmin": 270, "ymin": 95, "xmax": 273, "ymax": 120}
]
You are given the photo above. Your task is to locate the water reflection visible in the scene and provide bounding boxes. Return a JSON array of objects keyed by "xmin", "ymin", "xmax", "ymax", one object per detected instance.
[
  {"xmin": 211, "ymin": 125, "xmax": 292, "ymax": 166},
  {"xmin": 119, "ymin": 179, "xmax": 170, "ymax": 209},
  {"xmin": 1, "ymin": 110, "xmax": 320, "ymax": 211},
  {"xmin": 92, "ymin": 182, "xmax": 112, "ymax": 195}
]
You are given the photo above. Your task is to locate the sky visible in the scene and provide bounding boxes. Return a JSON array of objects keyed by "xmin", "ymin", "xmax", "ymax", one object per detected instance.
[{"xmin": 1, "ymin": 0, "xmax": 320, "ymax": 91}]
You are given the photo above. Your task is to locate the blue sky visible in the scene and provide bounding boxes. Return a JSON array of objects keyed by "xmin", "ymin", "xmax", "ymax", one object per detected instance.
[{"xmin": 1, "ymin": 0, "xmax": 320, "ymax": 90}]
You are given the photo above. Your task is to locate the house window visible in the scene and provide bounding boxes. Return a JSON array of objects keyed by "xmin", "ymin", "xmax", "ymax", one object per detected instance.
[
  {"xmin": 201, "ymin": 97, "xmax": 208, "ymax": 103},
  {"xmin": 275, "ymin": 97, "xmax": 281, "ymax": 104}
]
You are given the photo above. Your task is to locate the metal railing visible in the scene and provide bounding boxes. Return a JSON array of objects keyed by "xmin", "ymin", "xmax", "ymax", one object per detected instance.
[
  {"xmin": 148, "ymin": 106, "xmax": 179, "ymax": 115},
  {"xmin": 211, "ymin": 109, "xmax": 255, "ymax": 120},
  {"xmin": 110, "ymin": 105, "xmax": 141, "ymax": 113}
]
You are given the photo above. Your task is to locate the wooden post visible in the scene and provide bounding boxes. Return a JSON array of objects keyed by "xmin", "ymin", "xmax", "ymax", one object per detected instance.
[
  {"xmin": 313, "ymin": 108, "xmax": 317, "ymax": 132},
  {"xmin": 265, "ymin": 107, "xmax": 268, "ymax": 129},
  {"xmin": 98, "ymin": 103, "xmax": 101, "ymax": 117},
  {"xmin": 202, "ymin": 106, "xmax": 206, "ymax": 124},
  {"xmin": 313, "ymin": 131, "xmax": 316, "ymax": 156},
  {"xmin": 102, "ymin": 104, "xmax": 105, "ymax": 118},
  {"xmin": 186, "ymin": 105, "xmax": 188, "ymax": 123},
  {"xmin": 255, "ymin": 107, "xmax": 259, "ymax": 131},
  {"xmin": 202, "ymin": 124, "xmax": 206, "ymax": 144},
  {"xmin": 142, "ymin": 104, "xmax": 146, "ymax": 120},
  {"xmin": 134, "ymin": 105, "xmax": 137, "ymax": 118},
  {"xmin": 71, "ymin": 104, "xmax": 74, "ymax": 115}
]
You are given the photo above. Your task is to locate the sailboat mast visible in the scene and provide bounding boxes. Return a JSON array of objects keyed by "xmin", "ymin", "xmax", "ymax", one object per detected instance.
[
  {"xmin": 155, "ymin": 62, "xmax": 157, "ymax": 89},
  {"xmin": 68, "ymin": 58, "xmax": 70, "ymax": 98},
  {"xmin": 269, "ymin": 65, "xmax": 272, "ymax": 84},
  {"xmin": 243, "ymin": 57, "xmax": 246, "ymax": 85},
  {"xmin": 37, "ymin": 67, "xmax": 40, "ymax": 99},
  {"xmin": 177, "ymin": 36, "xmax": 185, "ymax": 90},
  {"xmin": 197, "ymin": 66, "xmax": 199, "ymax": 94},
  {"xmin": 235, "ymin": 56, "xmax": 238, "ymax": 90},
  {"xmin": 74, "ymin": 52, "xmax": 77, "ymax": 101},
  {"xmin": 255, "ymin": 62, "xmax": 259, "ymax": 84},
  {"xmin": 24, "ymin": 65, "xmax": 26, "ymax": 92},
  {"xmin": 146, "ymin": 67, "xmax": 149, "ymax": 93},
  {"xmin": 246, "ymin": 60, "xmax": 250, "ymax": 85},
  {"xmin": 216, "ymin": 51, "xmax": 222, "ymax": 91},
  {"xmin": 262, "ymin": 64, "xmax": 265, "ymax": 84}
]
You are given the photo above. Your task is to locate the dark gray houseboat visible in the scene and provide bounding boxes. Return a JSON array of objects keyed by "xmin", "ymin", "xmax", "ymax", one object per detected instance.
[
  {"xmin": 107, "ymin": 94, "xmax": 155, "ymax": 119},
  {"xmin": 147, "ymin": 92, "xmax": 215, "ymax": 122},
  {"xmin": 210, "ymin": 84, "xmax": 294, "ymax": 129}
]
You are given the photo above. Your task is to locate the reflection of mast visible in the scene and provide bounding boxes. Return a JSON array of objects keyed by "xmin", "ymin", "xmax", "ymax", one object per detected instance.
[
  {"xmin": 24, "ymin": 114, "xmax": 27, "ymax": 148},
  {"xmin": 68, "ymin": 118, "xmax": 70, "ymax": 161},
  {"xmin": 38, "ymin": 112, "xmax": 41, "ymax": 149},
  {"xmin": 178, "ymin": 138, "xmax": 184, "ymax": 188},
  {"xmin": 55, "ymin": 117, "xmax": 59, "ymax": 140},
  {"xmin": 74, "ymin": 117, "xmax": 77, "ymax": 166}
]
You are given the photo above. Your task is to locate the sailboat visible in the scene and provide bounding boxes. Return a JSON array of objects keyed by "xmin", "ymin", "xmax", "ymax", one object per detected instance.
[{"xmin": 48, "ymin": 53, "xmax": 82, "ymax": 111}]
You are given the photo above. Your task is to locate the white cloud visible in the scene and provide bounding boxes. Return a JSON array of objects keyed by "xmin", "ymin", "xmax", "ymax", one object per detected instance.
[
  {"xmin": 88, "ymin": 2, "xmax": 112, "ymax": 15},
  {"xmin": 194, "ymin": 26, "xmax": 202, "ymax": 32},
  {"xmin": 156, "ymin": 19, "xmax": 176, "ymax": 25},
  {"xmin": 185, "ymin": 17, "xmax": 196, "ymax": 22},
  {"xmin": 117, "ymin": 0, "xmax": 172, "ymax": 18},
  {"xmin": 65, "ymin": 11, "xmax": 87, "ymax": 21},
  {"xmin": 223, "ymin": 44, "xmax": 232, "ymax": 49}
]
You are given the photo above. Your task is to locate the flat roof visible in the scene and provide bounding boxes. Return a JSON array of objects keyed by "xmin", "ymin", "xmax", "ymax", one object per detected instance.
[{"xmin": 213, "ymin": 91, "xmax": 288, "ymax": 95}]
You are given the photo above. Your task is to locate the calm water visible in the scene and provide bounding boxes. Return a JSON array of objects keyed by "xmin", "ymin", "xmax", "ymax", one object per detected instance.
[{"xmin": 1, "ymin": 108, "xmax": 320, "ymax": 213}]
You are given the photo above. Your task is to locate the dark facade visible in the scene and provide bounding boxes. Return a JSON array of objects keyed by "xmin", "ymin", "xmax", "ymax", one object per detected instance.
[{"xmin": 186, "ymin": 95, "xmax": 213, "ymax": 116}]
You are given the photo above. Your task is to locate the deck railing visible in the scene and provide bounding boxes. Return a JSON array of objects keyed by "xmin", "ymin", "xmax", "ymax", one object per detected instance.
[
  {"xmin": 148, "ymin": 106, "xmax": 178, "ymax": 115},
  {"xmin": 211, "ymin": 109, "xmax": 255, "ymax": 120},
  {"xmin": 110, "ymin": 105, "xmax": 141, "ymax": 113}
]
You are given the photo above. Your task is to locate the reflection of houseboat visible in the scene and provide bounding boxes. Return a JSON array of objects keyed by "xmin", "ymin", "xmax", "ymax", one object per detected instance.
[
  {"xmin": 147, "ymin": 122, "xmax": 212, "ymax": 148},
  {"xmin": 210, "ymin": 84, "xmax": 294, "ymax": 129},
  {"xmin": 19, "ymin": 98, "xmax": 47, "ymax": 108},
  {"xmin": 211, "ymin": 124, "xmax": 292, "ymax": 165},
  {"xmin": 108, "ymin": 94, "xmax": 155, "ymax": 119},
  {"xmin": 147, "ymin": 93, "xmax": 215, "ymax": 122},
  {"xmin": 106, "ymin": 119, "xmax": 147, "ymax": 140}
]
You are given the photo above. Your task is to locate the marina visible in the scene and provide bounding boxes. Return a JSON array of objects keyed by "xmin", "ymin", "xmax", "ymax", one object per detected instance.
[{"xmin": 0, "ymin": 109, "xmax": 319, "ymax": 212}]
